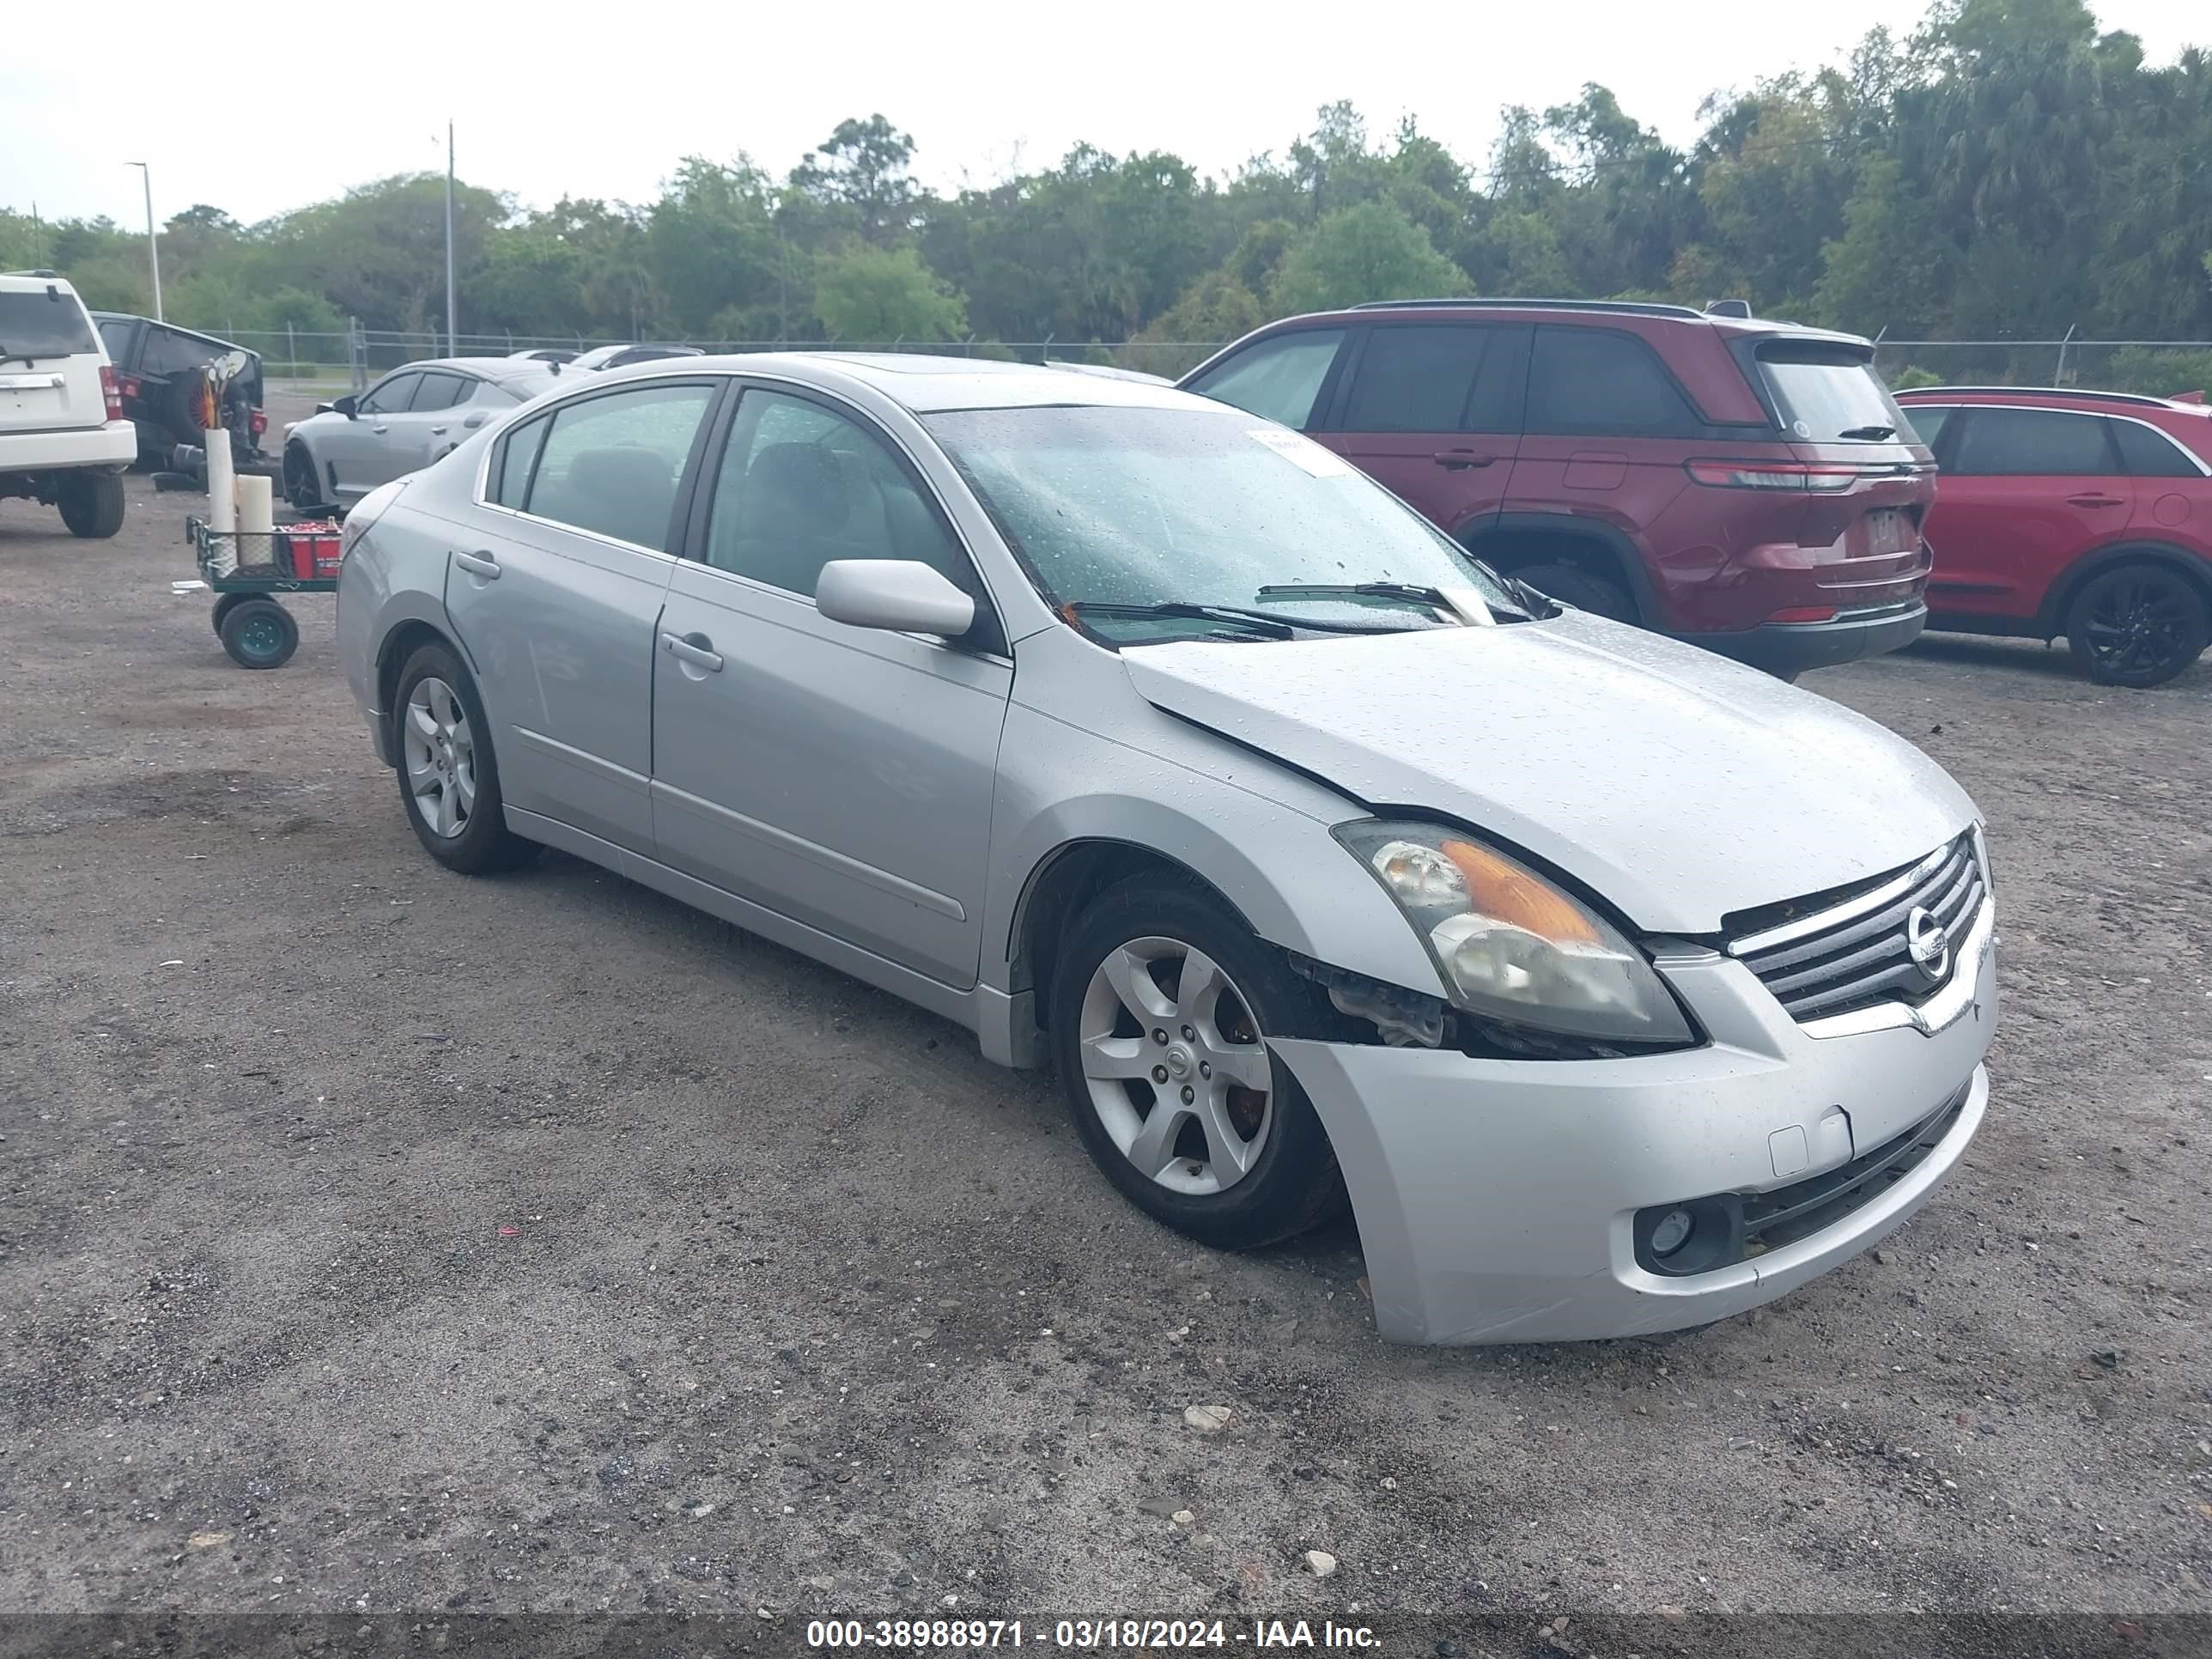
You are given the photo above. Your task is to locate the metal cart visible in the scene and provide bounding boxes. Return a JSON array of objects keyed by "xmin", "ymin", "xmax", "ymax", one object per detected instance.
[{"xmin": 185, "ymin": 516, "xmax": 339, "ymax": 669}]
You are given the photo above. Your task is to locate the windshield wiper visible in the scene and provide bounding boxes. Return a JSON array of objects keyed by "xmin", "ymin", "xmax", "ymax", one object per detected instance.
[
  {"xmin": 1255, "ymin": 580, "xmax": 1458, "ymax": 610},
  {"xmin": 1065, "ymin": 599, "xmax": 1419, "ymax": 638},
  {"xmin": 1837, "ymin": 423, "xmax": 1897, "ymax": 441}
]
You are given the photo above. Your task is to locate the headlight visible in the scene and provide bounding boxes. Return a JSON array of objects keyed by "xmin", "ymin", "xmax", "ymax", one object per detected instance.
[{"xmin": 1334, "ymin": 820, "xmax": 1693, "ymax": 1045}]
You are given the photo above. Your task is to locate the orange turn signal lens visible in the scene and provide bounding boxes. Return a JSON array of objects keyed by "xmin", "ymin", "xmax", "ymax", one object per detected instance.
[{"xmin": 1437, "ymin": 838, "xmax": 1602, "ymax": 945}]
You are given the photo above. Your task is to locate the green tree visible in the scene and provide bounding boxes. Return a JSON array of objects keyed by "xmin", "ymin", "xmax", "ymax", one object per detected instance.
[
  {"xmin": 812, "ymin": 245, "xmax": 966, "ymax": 341},
  {"xmin": 1269, "ymin": 201, "xmax": 1465, "ymax": 313},
  {"xmin": 791, "ymin": 115, "xmax": 919, "ymax": 246}
]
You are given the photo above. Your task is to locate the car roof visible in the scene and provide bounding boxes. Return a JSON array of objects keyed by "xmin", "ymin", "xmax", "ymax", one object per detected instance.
[
  {"xmin": 1894, "ymin": 385, "xmax": 2211, "ymax": 416},
  {"xmin": 1245, "ymin": 299, "xmax": 1871, "ymax": 349},
  {"xmin": 1, "ymin": 270, "xmax": 82, "ymax": 295},
  {"xmin": 385, "ymin": 356, "xmax": 563, "ymax": 386},
  {"xmin": 622, "ymin": 350, "xmax": 1209, "ymax": 413}
]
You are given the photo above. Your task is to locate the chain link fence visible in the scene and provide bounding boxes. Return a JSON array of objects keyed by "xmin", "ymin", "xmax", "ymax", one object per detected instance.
[{"xmin": 1871, "ymin": 337, "xmax": 2212, "ymax": 398}]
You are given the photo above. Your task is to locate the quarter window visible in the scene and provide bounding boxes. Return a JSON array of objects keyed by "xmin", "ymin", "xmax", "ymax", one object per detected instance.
[
  {"xmin": 491, "ymin": 413, "xmax": 550, "ymax": 508},
  {"xmin": 1185, "ymin": 330, "xmax": 1346, "ymax": 430},
  {"xmin": 2110, "ymin": 418, "xmax": 2202, "ymax": 478},
  {"xmin": 521, "ymin": 383, "xmax": 716, "ymax": 551},
  {"xmin": 1947, "ymin": 409, "xmax": 2118, "ymax": 476},
  {"xmin": 704, "ymin": 388, "xmax": 973, "ymax": 601},
  {"xmin": 1525, "ymin": 326, "xmax": 1700, "ymax": 438}
]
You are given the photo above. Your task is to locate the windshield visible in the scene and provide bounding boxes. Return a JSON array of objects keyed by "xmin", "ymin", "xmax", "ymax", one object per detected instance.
[
  {"xmin": 922, "ymin": 405, "xmax": 1516, "ymax": 642},
  {"xmin": 1755, "ymin": 341, "xmax": 1913, "ymax": 443},
  {"xmin": 0, "ymin": 289, "xmax": 99, "ymax": 360}
]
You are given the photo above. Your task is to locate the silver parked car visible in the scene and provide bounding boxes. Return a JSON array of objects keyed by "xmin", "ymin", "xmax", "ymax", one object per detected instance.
[
  {"xmin": 336, "ymin": 354, "xmax": 1998, "ymax": 1345},
  {"xmin": 283, "ymin": 357, "xmax": 563, "ymax": 511}
]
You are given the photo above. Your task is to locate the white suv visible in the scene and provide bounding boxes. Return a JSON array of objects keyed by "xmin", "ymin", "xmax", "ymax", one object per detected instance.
[{"xmin": 1, "ymin": 271, "xmax": 136, "ymax": 538}]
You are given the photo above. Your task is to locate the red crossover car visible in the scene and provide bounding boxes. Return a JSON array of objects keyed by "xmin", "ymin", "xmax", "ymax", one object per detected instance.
[
  {"xmin": 1893, "ymin": 386, "xmax": 2212, "ymax": 687},
  {"xmin": 1180, "ymin": 300, "xmax": 1937, "ymax": 678}
]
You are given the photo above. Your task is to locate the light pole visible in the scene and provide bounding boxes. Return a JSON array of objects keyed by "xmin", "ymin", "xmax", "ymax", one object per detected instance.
[
  {"xmin": 444, "ymin": 121, "xmax": 458, "ymax": 355},
  {"xmin": 126, "ymin": 161, "xmax": 163, "ymax": 320}
]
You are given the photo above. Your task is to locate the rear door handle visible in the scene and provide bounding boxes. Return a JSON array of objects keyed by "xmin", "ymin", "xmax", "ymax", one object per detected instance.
[
  {"xmin": 1432, "ymin": 450, "xmax": 1498, "ymax": 470},
  {"xmin": 453, "ymin": 550, "xmax": 501, "ymax": 579},
  {"xmin": 2065, "ymin": 493, "xmax": 2124, "ymax": 507},
  {"xmin": 372, "ymin": 423, "xmax": 390, "ymax": 434},
  {"xmin": 661, "ymin": 631, "xmax": 724, "ymax": 672},
  {"xmin": 429, "ymin": 424, "xmax": 449, "ymax": 436}
]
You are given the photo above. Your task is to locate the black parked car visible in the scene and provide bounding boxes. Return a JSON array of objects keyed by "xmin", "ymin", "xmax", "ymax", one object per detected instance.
[{"xmin": 91, "ymin": 313, "xmax": 267, "ymax": 468}]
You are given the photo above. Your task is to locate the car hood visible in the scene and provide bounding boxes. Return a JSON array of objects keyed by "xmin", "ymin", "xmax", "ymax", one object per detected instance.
[{"xmin": 1121, "ymin": 611, "xmax": 1977, "ymax": 934}]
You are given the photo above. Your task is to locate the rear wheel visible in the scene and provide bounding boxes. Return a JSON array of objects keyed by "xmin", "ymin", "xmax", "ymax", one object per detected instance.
[
  {"xmin": 1049, "ymin": 876, "xmax": 1347, "ymax": 1249},
  {"xmin": 392, "ymin": 641, "xmax": 540, "ymax": 874},
  {"xmin": 1514, "ymin": 561, "xmax": 1637, "ymax": 623},
  {"xmin": 2065, "ymin": 563, "xmax": 2210, "ymax": 689},
  {"xmin": 57, "ymin": 471, "xmax": 125, "ymax": 538}
]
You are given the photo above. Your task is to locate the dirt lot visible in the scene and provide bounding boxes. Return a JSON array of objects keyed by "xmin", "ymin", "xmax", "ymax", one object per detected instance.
[{"xmin": 1, "ymin": 473, "xmax": 2208, "ymax": 1630}]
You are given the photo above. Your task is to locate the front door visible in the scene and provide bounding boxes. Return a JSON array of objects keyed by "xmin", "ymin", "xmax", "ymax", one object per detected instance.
[
  {"xmin": 1311, "ymin": 322, "xmax": 1528, "ymax": 543},
  {"xmin": 322, "ymin": 370, "xmax": 418, "ymax": 501},
  {"xmin": 443, "ymin": 378, "xmax": 721, "ymax": 852},
  {"xmin": 1925, "ymin": 406, "xmax": 2134, "ymax": 623},
  {"xmin": 650, "ymin": 383, "xmax": 1010, "ymax": 988}
]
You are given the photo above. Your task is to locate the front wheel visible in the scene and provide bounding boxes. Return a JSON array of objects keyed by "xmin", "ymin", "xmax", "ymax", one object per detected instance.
[
  {"xmin": 391, "ymin": 641, "xmax": 540, "ymax": 873},
  {"xmin": 1048, "ymin": 877, "xmax": 1348, "ymax": 1249},
  {"xmin": 1513, "ymin": 561, "xmax": 1638, "ymax": 623},
  {"xmin": 57, "ymin": 471, "xmax": 125, "ymax": 538},
  {"xmin": 2065, "ymin": 563, "xmax": 2210, "ymax": 689},
  {"xmin": 285, "ymin": 445, "xmax": 323, "ymax": 513}
]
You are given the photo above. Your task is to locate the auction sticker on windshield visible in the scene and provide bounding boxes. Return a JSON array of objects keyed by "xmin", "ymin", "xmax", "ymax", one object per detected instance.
[{"xmin": 1247, "ymin": 426, "xmax": 1350, "ymax": 477}]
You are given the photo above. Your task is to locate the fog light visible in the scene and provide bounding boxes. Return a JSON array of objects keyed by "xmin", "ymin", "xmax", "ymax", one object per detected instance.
[{"xmin": 1649, "ymin": 1207, "xmax": 1694, "ymax": 1256}]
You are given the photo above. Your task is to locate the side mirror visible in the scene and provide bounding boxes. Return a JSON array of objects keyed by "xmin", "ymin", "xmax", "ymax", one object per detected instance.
[
  {"xmin": 313, "ymin": 401, "xmax": 334, "ymax": 415},
  {"xmin": 816, "ymin": 560, "xmax": 976, "ymax": 639},
  {"xmin": 333, "ymin": 395, "xmax": 358, "ymax": 419}
]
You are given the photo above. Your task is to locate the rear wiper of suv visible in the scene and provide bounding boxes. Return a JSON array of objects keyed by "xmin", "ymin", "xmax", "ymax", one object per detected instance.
[
  {"xmin": 1065, "ymin": 599, "xmax": 1422, "ymax": 638},
  {"xmin": 1836, "ymin": 424, "xmax": 1897, "ymax": 441}
]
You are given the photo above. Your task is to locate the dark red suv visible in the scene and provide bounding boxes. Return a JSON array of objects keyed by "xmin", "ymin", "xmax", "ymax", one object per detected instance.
[
  {"xmin": 1892, "ymin": 386, "xmax": 2212, "ymax": 688},
  {"xmin": 1179, "ymin": 300, "xmax": 1937, "ymax": 677}
]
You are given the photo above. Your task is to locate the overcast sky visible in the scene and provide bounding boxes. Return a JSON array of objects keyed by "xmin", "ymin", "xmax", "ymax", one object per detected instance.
[{"xmin": 4, "ymin": 0, "xmax": 2199, "ymax": 229}]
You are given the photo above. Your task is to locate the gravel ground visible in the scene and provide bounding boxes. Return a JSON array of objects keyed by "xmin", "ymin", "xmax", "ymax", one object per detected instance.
[{"xmin": 1, "ymin": 473, "xmax": 2208, "ymax": 1628}]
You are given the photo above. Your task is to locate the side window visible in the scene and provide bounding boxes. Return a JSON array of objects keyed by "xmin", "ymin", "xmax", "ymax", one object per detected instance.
[
  {"xmin": 358, "ymin": 373, "xmax": 419, "ymax": 416},
  {"xmin": 2111, "ymin": 418, "xmax": 2202, "ymax": 478},
  {"xmin": 1185, "ymin": 330, "xmax": 1346, "ymax": 429},
  {"xmin": 705, "ymin": 387, "xmax": 974, "ymax": 602},
  {"xmin": 1340, "ymin": 326, "xmax": 1503, "ymax": 433},
  {"xmin": 1948, "ymin": 409, "xmax": 2117, "ymax": 477},
  {"xmin": 410, "ymin": 372, "xmax": 468, "ymax": 411},
  {"xmin": 522, "ymin": 383, "xmax": 716, "ymax": 551},
  {"xmin": 491, "ymin": 413, "xmax": 550, "ymax": 508},
  {"xmin": 1901, "ymin": 404, "xmax": 1954, "ymax": 448},
  {"xmin": 1525, "ymin": 326, "xmax": 1701, "ymax": 438}
]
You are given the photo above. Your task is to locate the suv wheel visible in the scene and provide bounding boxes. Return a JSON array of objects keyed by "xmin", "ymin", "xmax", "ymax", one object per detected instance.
[
  {"xmin": 392, "ymin": 641, "xmax": 541, "ymax": 873},
  {"xmin": 57, "ymin": 471, "xmax": 125, "ymax": 538},
  {"xmin": 1048, "ymin": 876, "xmax": 1346, "ymax": 1249},
  {"xmin": 2065, "ymin": 563, "xmax": 2210, "ymax": 689},
  {"xmin": 1514, "ymin": 562, "xmax": 1637, "ymax": 623}
]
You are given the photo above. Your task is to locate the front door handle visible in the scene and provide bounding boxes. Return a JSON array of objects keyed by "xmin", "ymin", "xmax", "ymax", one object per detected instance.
[
  {"xmin": 661, "ymin": 631, "xmax": 724, "ymax": 672},
  {"xmin": 2065, "ymin": 493, "xmax": 2124, "ymax": 507},
  {"xmin": 1432, "ymin": 450, "xmax": 1498, "ymax": 470},
  {"xmin": 454, "ymin": 550, "xmax": 501, "ymax": 579}
]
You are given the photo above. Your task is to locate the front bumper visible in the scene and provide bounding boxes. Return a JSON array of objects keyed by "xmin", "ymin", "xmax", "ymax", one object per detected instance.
[
  {"xmin": 1680, "ymin": 600, "xmax": 1926, "ymax": 674},
  {"xmin": 0, "ymin": 419, "xmax": 137, "ymax": 474},
  {"xmin": 1272, "ymin": 899, "xmax": 1997, "ymax": 1344}
]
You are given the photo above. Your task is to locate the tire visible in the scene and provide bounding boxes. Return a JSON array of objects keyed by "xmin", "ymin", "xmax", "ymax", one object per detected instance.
[
  {"xmin": 285, "ymin": 444, "xmax": 323, "ymax": 513},
  {"xmin": 1048, "ymin": 875, "xmax": 1348, "ymax": 1250},
  {"xmin": 1514, "ymin": 561, "xmax": 1638, "ymax": 623},
  {"xmin": 218, "ymin": 598, "xmax": 298, "ymax": 669},
  {"xmin": 56, "ymin": 471, "xmax": 125, "ymax": 538},
  {"xmin": 2065, "ymin": 563, "xmax": 2211, "ymax": 689},
  {"xmin": 391, "ymin": 641, "xmax": 540, "ymax": 874},
  {"xmin": 210, "ymin": 592, "xmax": 252, "ymax": 637}
]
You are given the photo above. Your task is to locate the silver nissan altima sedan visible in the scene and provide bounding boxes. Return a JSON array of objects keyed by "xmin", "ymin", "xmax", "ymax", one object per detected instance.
[{"xmin": 335, "ymin": 352, "xmax": 1998, "ymax": 1345}]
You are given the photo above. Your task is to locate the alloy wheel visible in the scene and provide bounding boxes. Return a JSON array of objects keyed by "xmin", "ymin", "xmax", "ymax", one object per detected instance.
[
  {"xmin": 1076, "ymin": 935, "xmax": 1273, "ymax": 1196},
  {"xmin": 2078, "ymin": 570, "xmax": 2197, "ymax": 680},
  {"xmin": 403, "ymin": 676, "xmax": 477, "ymax": 839}
]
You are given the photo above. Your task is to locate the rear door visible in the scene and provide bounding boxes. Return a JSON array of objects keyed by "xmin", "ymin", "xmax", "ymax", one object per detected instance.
[
  {"xmin": 0, "ymin": 283, "xmax": 106, "ymax": 436},
  {"xmin": 1311, "ymin": 323, "xmax": 1527, "ymax": 542},
  {"xmin": 1924, "ymin": 407, "xmax": 2132, "ymax": 623},
  {"xmin": 443, "ymin": 377, "xmax": 722, "ymax": 853}
]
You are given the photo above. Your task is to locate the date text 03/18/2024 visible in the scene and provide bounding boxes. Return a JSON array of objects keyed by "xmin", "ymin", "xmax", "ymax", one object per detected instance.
[{"xmin": 804, "ymin": 1618, "xmax": 1383, "ymax": 1649}]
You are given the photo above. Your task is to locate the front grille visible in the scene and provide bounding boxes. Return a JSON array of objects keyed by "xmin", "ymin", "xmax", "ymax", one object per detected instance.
[
  {"xmin": 1729, "ymin": 835, "xmax": 1985, "ymax": 1023},
  {"xmin": 1632, "ymin": 1078, "xmax": 1972, "ymax": 1276}
]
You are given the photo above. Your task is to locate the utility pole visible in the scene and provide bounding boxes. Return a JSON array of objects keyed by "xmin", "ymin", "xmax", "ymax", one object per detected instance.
[
  {"xmin": 445, "ymin": 121, "xmax": 458, "ymax": 355},
  {"xmin": 126, "ymin": 162, "xmax": 163, "ymax": 320}
]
